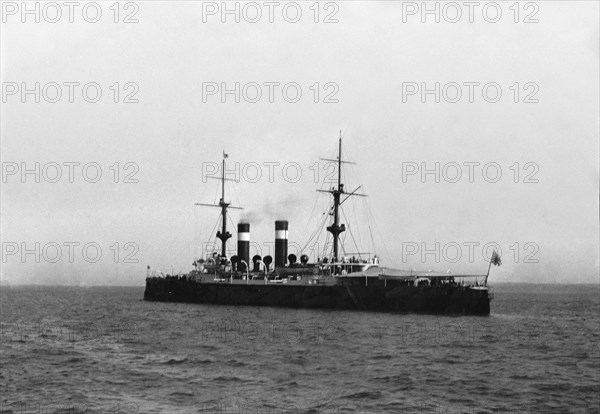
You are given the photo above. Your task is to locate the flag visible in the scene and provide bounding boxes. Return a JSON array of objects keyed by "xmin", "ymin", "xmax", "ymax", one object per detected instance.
[
  {"xmin": 223, "ymin": 151, "xmax": 229, "ymax": 159},
  {"xmin": 491, "ymin": 251, "xmax": 502, "ymax": 266}
]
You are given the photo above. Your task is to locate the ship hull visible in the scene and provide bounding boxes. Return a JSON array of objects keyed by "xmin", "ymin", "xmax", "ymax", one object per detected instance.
[{"xmin": 144, "ymin": 278, "xmax": 490, "ymax": 315}]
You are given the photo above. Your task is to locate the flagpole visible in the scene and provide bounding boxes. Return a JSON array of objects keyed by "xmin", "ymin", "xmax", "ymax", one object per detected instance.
[
  {"xmin": 484, "ymin": 260, "xmax": 492, "ymax": 286},
  {"xmin": 484, "ymin": 251, "xmax": 496, "ymax": 286}
]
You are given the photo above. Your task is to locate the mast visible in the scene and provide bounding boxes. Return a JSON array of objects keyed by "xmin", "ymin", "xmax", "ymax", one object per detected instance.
[
  {"xmin": 317, "ymin": 132, "xmax": 367, "ymax": 265},
  {"xmin": 327, "ymin": 131, "xmax": 346, "ymax": 262},
  {"xmin": 196, "ymin": 152, "xmax": 243, "ymax": 259},
  {"xmin": 216, "ymin": 156, "xmax": 231, "ymax": 257}
]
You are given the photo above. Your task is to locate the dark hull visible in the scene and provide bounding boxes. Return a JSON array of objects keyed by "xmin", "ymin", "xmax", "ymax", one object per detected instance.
[{"xmin": 144, "ymin": 278, "xmax": 490, "ymax": 315}]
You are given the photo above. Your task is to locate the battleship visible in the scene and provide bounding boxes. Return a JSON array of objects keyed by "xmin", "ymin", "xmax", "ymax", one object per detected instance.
[{"xmin": 144, "ymin": 134, "xmax": 500, "ymax": 315}]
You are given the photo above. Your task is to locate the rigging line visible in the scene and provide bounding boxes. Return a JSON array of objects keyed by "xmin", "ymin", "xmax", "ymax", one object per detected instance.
[
  {"xmin": 226, "ymin": 211, "xmax": 238, "ymax": 253},
  {"xmin": 158, "ymin": 223, "xmax": 201, "ymax": 272},
  {"xmin": 301, "ymin": 206, "xmax": 329, "ymax": 253},
  {"xmin": 363, "ymin": 196, "xmax": 377, "ymax": 256},
  {"xmin": 350, "ymin": 198, "xmax": 363, "ymax": 252},
  {"xmin": 338, "ymin": 216, "xmax": 348, "ymax": 257},
  {"xmin": 368, "ymin": 224, "xmax": 377, "ymax": 258},
  {"xmin": 340, "ymin": 232, "xmax": 349, "ymax": 257},
  {"xmin": 312, "ymin": 212, "xmax": 330, "ymax": 255},
  {"xmin": 367, "ymin": 202, "xmax": 397, "ymax": 268},
  {"xmin": 340, "ymin": 126, "xmax": 352, "ymax": 142},
  {"xmin": 300, "ymin": 218, "xmax": 321, "ymax": 253},
  {"xmin": 302, "ymin": 186, "xmax": 333, "ymax": 254},
  {"xmin": 230, "ymin": 178, "xmax": 242, "ymax": 207},
  {"xmin": 303, "ymin": 224, "xmax": 324, "ymax": 257},
  {"xmin": 154, "ymin": 207, "xmax": 195, "ymax": 270},
  {"xmin": 340, "ymin": 138, "xmax": 350, "ymax": 183},
  {"xmin": 358, "ymin": 202, "xmax": 367, "ymax": 252},
  {"xmin": 227, "ymin": 211, "xmax": 239, "ymax": 238},
  {"xmin": 320, "ymin": 230, "xmax": 331, "ymax": 260},
  {"xmin": 354, "ymin": 203, "xmax": 366, "ymax": 257},
  {"xmin": 305, "ymin": 207, "xmax": 324, "ymax": 242},
  {"xmin": 305, "ymin": 207, "xmax": 328, "ymax": 260},
  {"xmin": 167, "ymin": 235, "xmax": 199, "ymax": 274},
  {"xmin": 212, "ymin": 176, "xmax": 220, "ymax": 204},
  {"xmin": 313, "ymin": 219, "xmax": 326, "ymax": 259},
  {"xmin": 341, "ymin": 207, "xmax": 362, "ymax": 260},
  {"xmin": 300, "ymin": 186, "xmax": 324, "ymax": 249},
  {"xmin": 204, "ymin": 214, "xmax": 222, "ymax": 253}
]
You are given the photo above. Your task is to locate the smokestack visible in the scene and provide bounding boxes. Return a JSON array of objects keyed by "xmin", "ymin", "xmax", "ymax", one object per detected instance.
[
  {"xmin": 237, "ymin": 223, "xmax": 250, "ymax": 267},
  {"xmin": 275, "ymin": 220, "xmax": 288, "ymax": 267}
]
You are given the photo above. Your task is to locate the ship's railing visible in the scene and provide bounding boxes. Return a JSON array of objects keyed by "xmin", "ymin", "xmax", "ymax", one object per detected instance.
[{"xmin": 146, "ymin": 270, "xmax": 189, "ymax": 280}]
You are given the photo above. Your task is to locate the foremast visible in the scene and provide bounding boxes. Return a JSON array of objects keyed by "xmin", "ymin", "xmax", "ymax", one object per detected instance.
[
  {"xmin": 215, "ymin": 157, "xmax": 231, "ymax": 257},
  {"xmin": 196, "ymin": 152, "xmax": 242, "ymax": 258}
]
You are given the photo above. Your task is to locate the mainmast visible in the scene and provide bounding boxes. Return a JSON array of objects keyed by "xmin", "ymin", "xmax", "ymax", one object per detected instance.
[
  {"xmin": 196, "ymin": 152, "xmax": 242, "ymax": 258},
  {"xmin": 319, "ymin": 131, "xmax": 366, "ymax": 263},
  {"xmin": 327, "ymin": 133, "xmax": 345, "ymax": 262}
]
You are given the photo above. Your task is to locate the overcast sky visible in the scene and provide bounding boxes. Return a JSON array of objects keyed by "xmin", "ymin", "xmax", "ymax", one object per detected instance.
[{"xmin": 1, "ymin": 1, "xmax": 598, "ymax": 285}]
